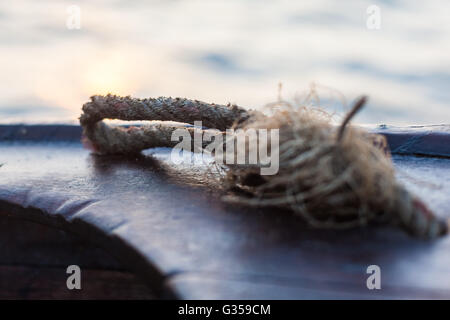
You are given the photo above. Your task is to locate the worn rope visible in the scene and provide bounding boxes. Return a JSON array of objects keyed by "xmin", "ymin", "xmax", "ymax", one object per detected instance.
[
  {"xmin": 79, "ymin": 94, "xmax": 448, "ymax": 238},
  {"xmin": 80, "ymin": 94, "xmax": 250, "ymax": 130},
  {"xmin": 80, "ymin": 94, "xmax": 249, "ymax": 154}
]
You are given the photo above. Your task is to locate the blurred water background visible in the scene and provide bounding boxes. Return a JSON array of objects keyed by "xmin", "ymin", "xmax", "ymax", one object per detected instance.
[{"xmin": 0, "ymin": 0, "xmax": 449, "ymax": 125}]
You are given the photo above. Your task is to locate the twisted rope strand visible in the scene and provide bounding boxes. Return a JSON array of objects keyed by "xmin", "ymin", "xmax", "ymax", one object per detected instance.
[
  {"xmin": 80, "ymin": 94, "xmax": 250, "ymax": 131},
  {"xmin": 80, "ymin": 94, "xmax": 249, "ymax": 154},
  {"xmin": 79, "ymin": 94, "xmax": 448, "ymax": 238}
]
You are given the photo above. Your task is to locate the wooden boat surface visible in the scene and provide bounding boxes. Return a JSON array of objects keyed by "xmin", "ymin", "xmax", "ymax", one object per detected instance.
[{"xmin": 0, "ymin": 124, "xmax": 449, "ymax": 299}]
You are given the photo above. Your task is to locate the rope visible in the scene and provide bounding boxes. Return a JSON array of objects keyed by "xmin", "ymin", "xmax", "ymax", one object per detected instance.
[
  {"xmin": 80, "ymin": 94, "xmax": 249, "ymax": 154},
  {"xmin": 79, "ymin": 94, "xmax": 448, "ymax": 238}
]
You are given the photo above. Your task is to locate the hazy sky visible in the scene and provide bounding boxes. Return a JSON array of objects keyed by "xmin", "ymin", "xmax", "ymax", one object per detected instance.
[{"xmin": 0, "ymin": 0, "xmax": 449, "ymax": 124}]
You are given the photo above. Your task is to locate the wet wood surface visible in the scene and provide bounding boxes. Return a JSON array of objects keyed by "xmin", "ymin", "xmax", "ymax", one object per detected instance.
[
  {"xmin": 0, "ymin": 214, "xmax": 154, "ymax": 299},
  {"xmin": 0, "ymin": 125, "xmax": 449, "ymax": 299}
]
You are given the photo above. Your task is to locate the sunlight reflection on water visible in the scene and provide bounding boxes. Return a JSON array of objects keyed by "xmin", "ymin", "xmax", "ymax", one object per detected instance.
[{"xmin": 0, "ymin": 0, "xmax": 449, "ymax": 125}]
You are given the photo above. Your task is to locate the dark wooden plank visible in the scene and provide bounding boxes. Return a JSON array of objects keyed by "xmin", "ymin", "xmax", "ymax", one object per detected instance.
[
  {"xmin": 0, "ymin": 265, "xmax": 154, "ymax": 300},
  {"xmin": 0, "ymin": 214, "xmax": 156, "ymax": 299},
  {"xmin": 0, "ymin": 214, "xmax": 122, "ymax": 269},
  {"xmin": 166, "ymin": 272, "xmax": 450, "ymax": 300},
  {"xmin": 0, "ymin": 124, "xmax": 449, "ymax": 157},
  {"xmin": 0, "ymin": 125, "xmax": 81, "ymax": 142},
  {"xmin": 0, "ymin": 125, "xmax": 449, "ymax": 299},
  {"xmin": 370, "ymin": 124, "xmax": 450, "ymax": 157}
]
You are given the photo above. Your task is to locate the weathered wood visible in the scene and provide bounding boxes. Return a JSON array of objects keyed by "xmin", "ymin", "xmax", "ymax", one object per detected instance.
[
  {"xmin": 0, "ymin": 215, "xmax": 122, "ymax": 269},
  {"xmin": 0, "ymin": 125, "xmax": 81, "ymax": 142},
  {"xmin": 166, "ymin": 272, "xmax": 450, "ymax": 299},
  {"xmin": 1, "ymin": 124, "xmax": 449, "ymax": 157},
  {"xmin": 370, "ymin": 124, "xmax": 450, "ymax": 158},
  {"xmin": 0, "ymin": 214, "xmax": 155, "ymax": 299},
  {"xmin": 0, "ymin": 265, "xmax": 154, "ymax": 300},
  {"xmin": 0, "ymin": 125, "xmax": 449, "ymax": 299}
]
